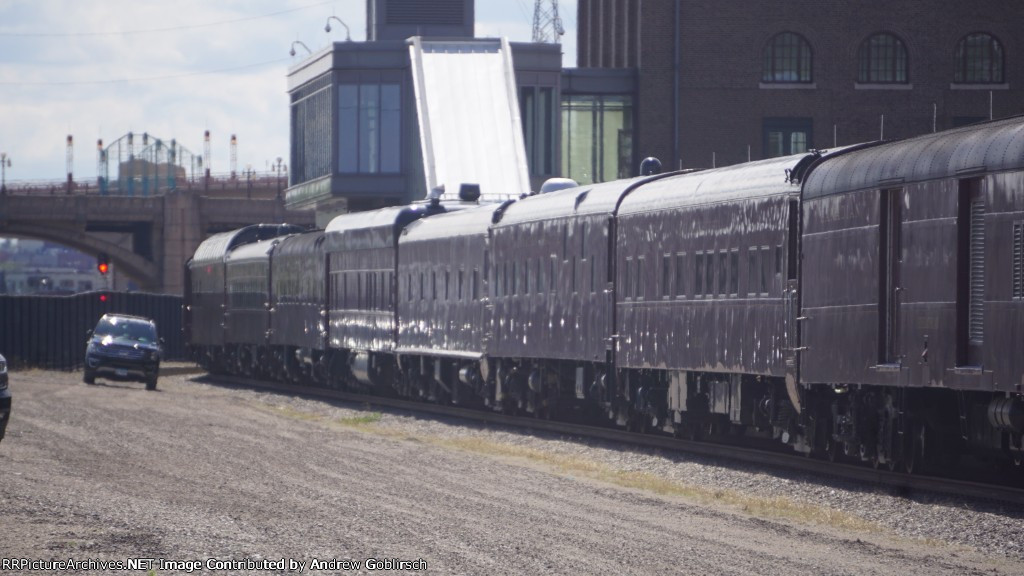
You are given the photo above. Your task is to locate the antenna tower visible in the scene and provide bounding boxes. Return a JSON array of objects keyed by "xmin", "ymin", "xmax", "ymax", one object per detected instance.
[{"xmin": 532, "ymin": 0, "xmax": 565, "ymax": 44}]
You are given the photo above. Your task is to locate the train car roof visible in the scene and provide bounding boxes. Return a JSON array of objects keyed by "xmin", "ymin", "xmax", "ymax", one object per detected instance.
[
  {"xmin": 225, "ymin": 238, "xmax": 278, "ymax": 264},
  {"xmin": 190, "ymin": 223, "xmax": 305, "ymax": 266},
  {"xmin": 618, "ymin": 153, "xmax": 810, "ymax": 215},
  {"xmin": 324, "ymin": 202, "xmax": 450, "ymax": 250},
  {"xmin": 400, "ymin": 201, "xmax": 512, "ymax": 244},
  {"xmin": 493, "ymin": 176, "xmax": 654, "ymax": 226},
  {"xmin": 273, "ymin": 229, "xmax": 326, "ymax": 258},
  {"xmin": 803, "ymin": 115, "xmax": 1024, "ymax": 199}
]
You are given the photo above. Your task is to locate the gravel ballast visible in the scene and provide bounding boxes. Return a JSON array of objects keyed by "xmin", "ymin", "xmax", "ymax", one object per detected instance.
[{"xmin": 1, "ymin": 369, "xmax": 1022, "ymax": 575}]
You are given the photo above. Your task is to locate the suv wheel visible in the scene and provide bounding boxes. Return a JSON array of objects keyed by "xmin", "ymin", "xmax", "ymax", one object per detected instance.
[
  {"xmin": 145, "ymin": 376, "xmax": 158, "ymax": 391},
  {"xmin": 83, "ymin": 369, "xmax": 95, "ymax": 385}
]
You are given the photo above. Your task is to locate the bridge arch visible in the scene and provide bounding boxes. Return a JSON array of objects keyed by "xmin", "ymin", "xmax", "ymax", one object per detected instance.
[{"xmin": 1, "ymin": 223, "xmax": 160, "ymax": 290}]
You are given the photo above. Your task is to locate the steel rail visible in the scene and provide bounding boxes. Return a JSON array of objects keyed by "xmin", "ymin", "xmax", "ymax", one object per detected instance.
[{"xmin": 200, "ymin": 372, "xmax": 1024, "ymax": 506}]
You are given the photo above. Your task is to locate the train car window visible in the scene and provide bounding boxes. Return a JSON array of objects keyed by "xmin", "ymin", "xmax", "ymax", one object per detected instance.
[
  {"xmin": 730, "ymin": 249, "xmax": 739, "ymax": 296},
  {"xmin": 675, "ymin": 253, "xmax": 686, "ymax": 298},
  {"xmin": 571, "ymin": 257, "xmax": 578, "ymax": 294},
  {"xmin": 511, "ymin": 262, "xmax": 518, "ymax": 296},
  {"xmin": 1014, "ymin": 222, "xmax": 1024, "ymax": 300},
  {"xmin": 775, "ymin": 245, "xmax": 783, "ymax": 277},
  {"xmin": 537, "ymin": 258, "xmax": 544, "ymax": 295},
  {"xmin": 747, "ymin": 247, "xmax": 758, "ymax": 297},
  {"xmin": 695, "ymin": 252, "xmax": 704, "ymax": 297},
  {"xmin": 458, "ymin": 269, "xmax": 464, "ymax": 300},
  {"xmin": 590, "ymin": 258, "xmax": 597, "ymax": 294},
  {"xmin": 717, "ymin": 250, "xmax": 728, "ymax": 298},
  {"xmin": 369, "ymin": 273, "xmax": 376, "ymax": 310},
  {"xmin": 432, "ymin": 271, "xmax": 438, "ymax": 301},
  {"xmin": 624, "ymin": 257, "xmax": 633, "ymax": 300},
  {"xmin": 472, "ymin": 269, "xmax": 480, "ymax": 300},
  {"xmin": 581, "ymin": 221, "xmax": 588, "ymax": 260},
  {"xmin": 760, "ymin": 246, "xmax": 771, "ymax": 295},
  {"xmin": 524, "ymin": 260, "xmax": 531, "ymax": 295},
  {"xmin": 705, "ymin": 252, "xmax": 715, "ymax": 298},
  {"xmin": 444, "ymin": 270, "xmax": 450, "ymax": 301},
  {"xmin": 636, "ymin": 256, "xmax": 645, "ymax": 300},
  {"xmin": 662, "ymin": 254, "xmax": 672, "ymax": 298},
  {"xmin": 550, "ymin": 256, "xmax": 557, "ymax": 294}
]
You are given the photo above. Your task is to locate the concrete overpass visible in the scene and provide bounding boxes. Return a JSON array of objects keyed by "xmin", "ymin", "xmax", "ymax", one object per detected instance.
[{"xmin": 0, "ymin": 176, "xmax": 315, "ymax": 295}]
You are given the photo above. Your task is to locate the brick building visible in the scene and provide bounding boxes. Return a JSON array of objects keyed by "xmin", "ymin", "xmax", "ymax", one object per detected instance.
[{"xmin": 577, "ymin": 0, "xmax": 1024, "ymax": 170}]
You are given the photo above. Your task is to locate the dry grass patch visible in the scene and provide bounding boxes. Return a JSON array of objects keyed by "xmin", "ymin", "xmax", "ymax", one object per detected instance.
[
  {"xmin": 431, "ymin": 436, "xmax": 878, "ymax": 532},
  {"xmin": 255, "ymin": 401, "xmax": 877, "ymax": 532},
  {"xmin": 253, "ymin": 401, "xmax": 382, "ymax": 429}
]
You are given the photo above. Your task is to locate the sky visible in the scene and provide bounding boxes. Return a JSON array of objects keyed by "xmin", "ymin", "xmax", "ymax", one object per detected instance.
[{"xmin": 0, "ymin": 0, "xmax": 577, "ymax": 183}]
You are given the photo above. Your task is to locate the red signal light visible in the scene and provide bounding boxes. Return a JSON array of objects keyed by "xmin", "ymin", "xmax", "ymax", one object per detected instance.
[
  {"xmin": 99, "ymin": 293, "xmax": 108, "ymax": 302},
  {"xmin": 97, "ymin": 253, "xmax": 110, "ymax": 275}
]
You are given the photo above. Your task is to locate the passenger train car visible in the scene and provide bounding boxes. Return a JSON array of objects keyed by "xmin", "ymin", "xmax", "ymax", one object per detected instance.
[{"xmin": 185, "ymin": 116, "xmax": 1024, "ymax": 474}]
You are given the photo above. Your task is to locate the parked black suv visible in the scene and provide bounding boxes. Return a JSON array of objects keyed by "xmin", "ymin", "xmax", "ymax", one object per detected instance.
[
  {"xmin": 0, "ymin": 353, "xmax": 10, "ymax": 443},
  {"xmin": 84, "ymin": 314, "xmax": 163, "ymax": 390}
]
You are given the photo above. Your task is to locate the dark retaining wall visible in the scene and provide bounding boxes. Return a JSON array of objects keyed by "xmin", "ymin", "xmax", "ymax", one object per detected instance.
[{"xmin": 0, "ymin": 292, "xmax": 184, "ymax": 370}]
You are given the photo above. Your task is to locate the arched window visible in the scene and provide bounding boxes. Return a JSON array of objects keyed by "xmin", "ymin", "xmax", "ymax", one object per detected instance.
[
  {"xmin": 858, "ymin": 33, "xmax": 908, "ymax": 83},
  {"xmin": 763, "ymin": 33, "xmax": 812, "ymax": 83},
  {"xmin": 954, "ymin": 33, "xmax": 1004, "ymax": 83}
]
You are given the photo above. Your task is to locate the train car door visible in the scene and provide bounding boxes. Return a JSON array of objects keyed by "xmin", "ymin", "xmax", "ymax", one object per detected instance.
[
  {"xmin": 879, "ymin": 188, "xmax": 903, "ymax": 366},
  {"xmin": 785, "ymin": 199, "xmax": 802, "ymax": 413}
]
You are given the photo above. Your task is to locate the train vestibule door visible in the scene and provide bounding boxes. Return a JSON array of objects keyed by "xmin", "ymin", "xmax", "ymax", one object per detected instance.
[{"xmin": 879, "ymin": 189, "xmax": 903, "ymax": 366}]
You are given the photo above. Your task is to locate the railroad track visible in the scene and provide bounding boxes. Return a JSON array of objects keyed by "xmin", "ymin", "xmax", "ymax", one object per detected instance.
[{"xmin": 198, "ymin": 371, "xmax": 1024, "ymax": 506}]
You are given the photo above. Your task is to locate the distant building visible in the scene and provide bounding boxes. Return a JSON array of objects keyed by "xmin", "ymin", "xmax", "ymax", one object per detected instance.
[
  {"xmin": 286, "ymin": 0, "xmax": 561, "ymax": 224},
  {"xmin": 577, "ymin": 0, "xmax": 1024, "ymax": 170}
]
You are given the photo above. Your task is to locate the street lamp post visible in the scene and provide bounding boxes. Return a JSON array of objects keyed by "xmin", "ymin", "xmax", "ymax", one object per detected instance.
[
  {"xmin": 325, "ymin": 16, "xmax": 352, "ymax": 41},
  {"xmin": 273, "ymin": 157, "xmax": 286, "ymax": 198},
  {"xmin": 1, "ymin": 152, "xmax": 10, "ymax": 194},
  {"xmin": 289, "ymin": 41, "xmax": 311, "ymax": 57}
]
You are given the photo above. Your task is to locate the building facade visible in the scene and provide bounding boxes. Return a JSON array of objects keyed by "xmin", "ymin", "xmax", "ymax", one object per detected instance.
[
  {"xmin": 286, "ymin": 0, "xmax": 561, "ymax": 223},
  {"xmin": 579, "ymin": 0, "xmax": 1024, "ymax": 170}
]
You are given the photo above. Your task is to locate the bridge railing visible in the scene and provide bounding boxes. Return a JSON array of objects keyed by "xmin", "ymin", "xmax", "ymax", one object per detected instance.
[{"xmin": 0, "ymin": 171, "xmax": 289, "ymax": 199}]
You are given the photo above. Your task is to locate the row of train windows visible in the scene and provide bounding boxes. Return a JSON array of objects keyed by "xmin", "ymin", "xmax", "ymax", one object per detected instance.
[
  {"xmin": 492, "ymin": 256, "xmax": 600, "ymax": 298},
  {"xmin": 405, "ymin": 269, "xmax": 482, "ymax": 303},
  {"xmin": 330, "ymin": 271, "xmax": 393, "ymax": 311},
  {"xmin": 625, "ymin": 246, "xmax": 781, "ymax": 301},
  {"xmin": 227, "ymin": 275, "xmax": 268, "ymax": 309}
]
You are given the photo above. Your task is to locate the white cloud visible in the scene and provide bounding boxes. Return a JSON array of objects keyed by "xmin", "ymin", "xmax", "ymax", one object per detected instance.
[{"xmin": 0, "ymin": 0, "xmax": 576, "ymax": 182}]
